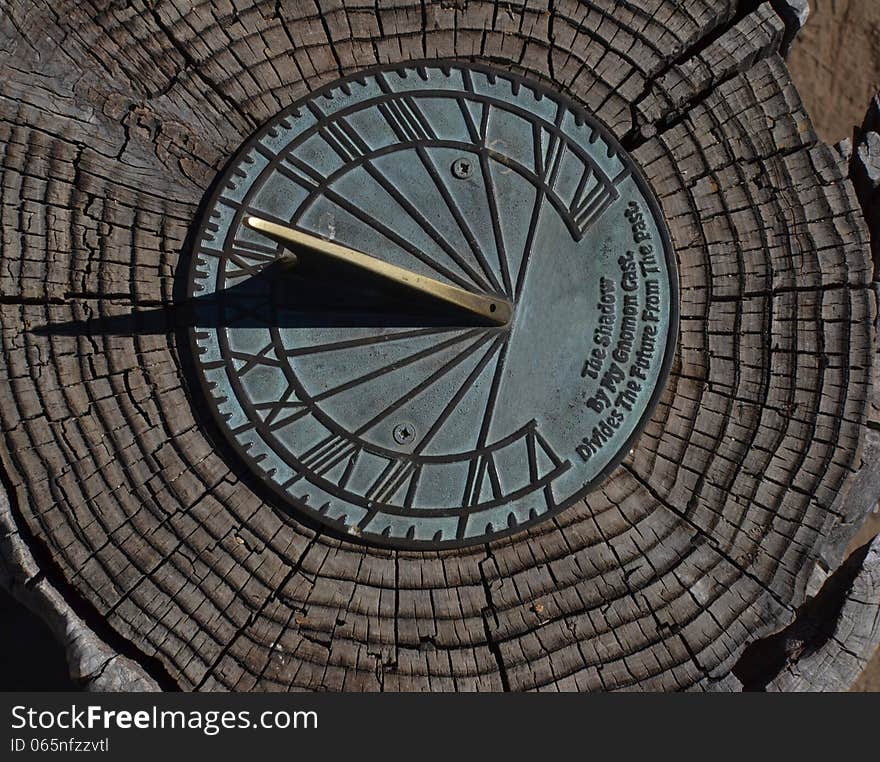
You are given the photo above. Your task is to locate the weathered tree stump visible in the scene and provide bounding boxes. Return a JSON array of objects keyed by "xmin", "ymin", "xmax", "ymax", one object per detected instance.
[{"xmin": 1, "ymin": 0, "xmax": 878, "ymax": 691}]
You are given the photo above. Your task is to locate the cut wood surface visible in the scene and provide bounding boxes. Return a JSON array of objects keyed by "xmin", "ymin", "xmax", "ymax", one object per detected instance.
[{"xmin": 0, "ymin": 0, "xmax": 877, "ymax": 691}]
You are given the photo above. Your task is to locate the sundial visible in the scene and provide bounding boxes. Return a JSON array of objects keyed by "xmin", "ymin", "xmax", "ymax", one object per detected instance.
[
  {"xmin": 4, "ymin": 0, "xmax": 880, "ymax": 693},
  {"xmin": 187, "ymin": 62, "xmax": 677, "ymax": 547},
  {"xmin": 189, "ymin": 64, "xmax": 676, "ymax": 547}
]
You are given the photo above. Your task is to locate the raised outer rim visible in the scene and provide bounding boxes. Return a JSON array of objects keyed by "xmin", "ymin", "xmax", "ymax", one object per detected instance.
[{"xmin": 184, "ymin": 59, "xmax": 680, "ymax": 550}]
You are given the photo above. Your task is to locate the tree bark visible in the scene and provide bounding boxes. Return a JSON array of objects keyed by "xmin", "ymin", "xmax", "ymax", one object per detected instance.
[{"xmin": 0, "ymin": 0, "xmax": 877, "ymax": 691}]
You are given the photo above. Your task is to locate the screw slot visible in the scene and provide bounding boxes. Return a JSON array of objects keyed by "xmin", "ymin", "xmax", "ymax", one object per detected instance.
[
  {"xmin": 451, "ymin": 158, "xmax": 473, "ymax": 179},
  {"xmin": 393, "ymin": 423, "xmax": 416, "ymax": 445}
]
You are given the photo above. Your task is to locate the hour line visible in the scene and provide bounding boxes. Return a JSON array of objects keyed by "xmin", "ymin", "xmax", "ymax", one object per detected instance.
[
  {"xmin": 412, "ymin": 334, "xmax": 506, "ymax": 455},
  {"xmin": 354, "ymin": 331, "xmax": 497, "ymax": 436},
  {"xmin": 478, "ymin": 148, "xmax": 513, "ymax": 296},
  {"xmin": 310, "ymin": 328, "xmax": 481, "ymax": 403},
  {"xmin": 414, "ymin": 142, "xmax": 505, "ymax": 294},
  {"xmin": 361, "ymin": 158, "xmax": 496, "ymax": 293},
  {"xmin": 272, "ymin": 162, "xmax": 484, "ymax": 293},
  {"xmin": 283, "ymin": 326, "xmax": 466, "ymax": 358}
]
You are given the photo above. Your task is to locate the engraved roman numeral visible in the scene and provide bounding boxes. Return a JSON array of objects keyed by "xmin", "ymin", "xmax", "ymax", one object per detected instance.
[
  {"xmin": 298, "ymin": 434, "xmax": 359, "ymax": 479},
  {"xmin": 231, "ymin": 343, "xmax": 282, "ymax": 376},
  {"xmin": 538, "ymin": 127, "xmax": 565, "ymax": 190},
  {"xmin": 527, "ymin": 424, "xmax": 569, "ymax": 515},
  {"xmin": 321, "ymin": 117, "xmax": 369, "ymax": 162},
  {"xmin": 463, "ymin": 451, "xmax": 503, "ymax": 506},
  {"xmin": 567, "ymin": 166, "xmax": 626, "ymax": 238},
  {"xmin": 526, "ymin": 424, "xmax": 565, "ymax": 476},
  {"xmin": 276, "ymin": 157, "xmax": 326, "ymax": 196},
  {"xmin": 225, "ymin": 246, "xmax": 276, "ymax": 280},
  {"xmin": 459, "ymin": 423, "xmax": 569, "ymax": 512},
  {"xmin": 533, "ymin": 102, "xmax": 565, "ymax": 183},
  {"xmin": 253, "ymin": 387, "xmax": 309, "ymax": 430},
  {"xmin": 513, "ymin": 110, "xmax": 565, "ymax": 298},
  {"xmin": 378, "ymin": 96, "xmax": 437, "ymax": 142},
  {"xmin": 364, "ymin": 460, "xmax": 420, "ymax": 505},
  {"xmin": 458, "ymin": 69, "xmax": 487, "ymax": 144}
]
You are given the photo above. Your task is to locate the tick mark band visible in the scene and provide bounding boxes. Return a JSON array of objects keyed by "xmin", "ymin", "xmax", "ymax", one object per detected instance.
[{"xmin": 244, "ymin": 215, "xmax": 513, "ymax": 326}]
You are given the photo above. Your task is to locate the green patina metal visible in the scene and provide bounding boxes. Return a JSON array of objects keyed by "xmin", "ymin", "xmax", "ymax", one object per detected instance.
[{"xmin": 186, "ymin": 62, "xmax": 678, "ymax": 548}]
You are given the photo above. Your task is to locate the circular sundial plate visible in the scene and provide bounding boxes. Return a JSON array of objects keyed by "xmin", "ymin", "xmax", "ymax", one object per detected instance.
[{"xmin": 187, "ymin": 62, "xmax": 678, "ymax": 548}]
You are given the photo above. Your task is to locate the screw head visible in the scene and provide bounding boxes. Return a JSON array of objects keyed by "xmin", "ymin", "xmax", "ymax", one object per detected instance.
[
  {"xmin": 451, "ymin": 158, "xmax": 473, "ymax": 179},
  {"xmin": 393, "ymin": 423, "xmax": 416, "ymax": 445}
]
